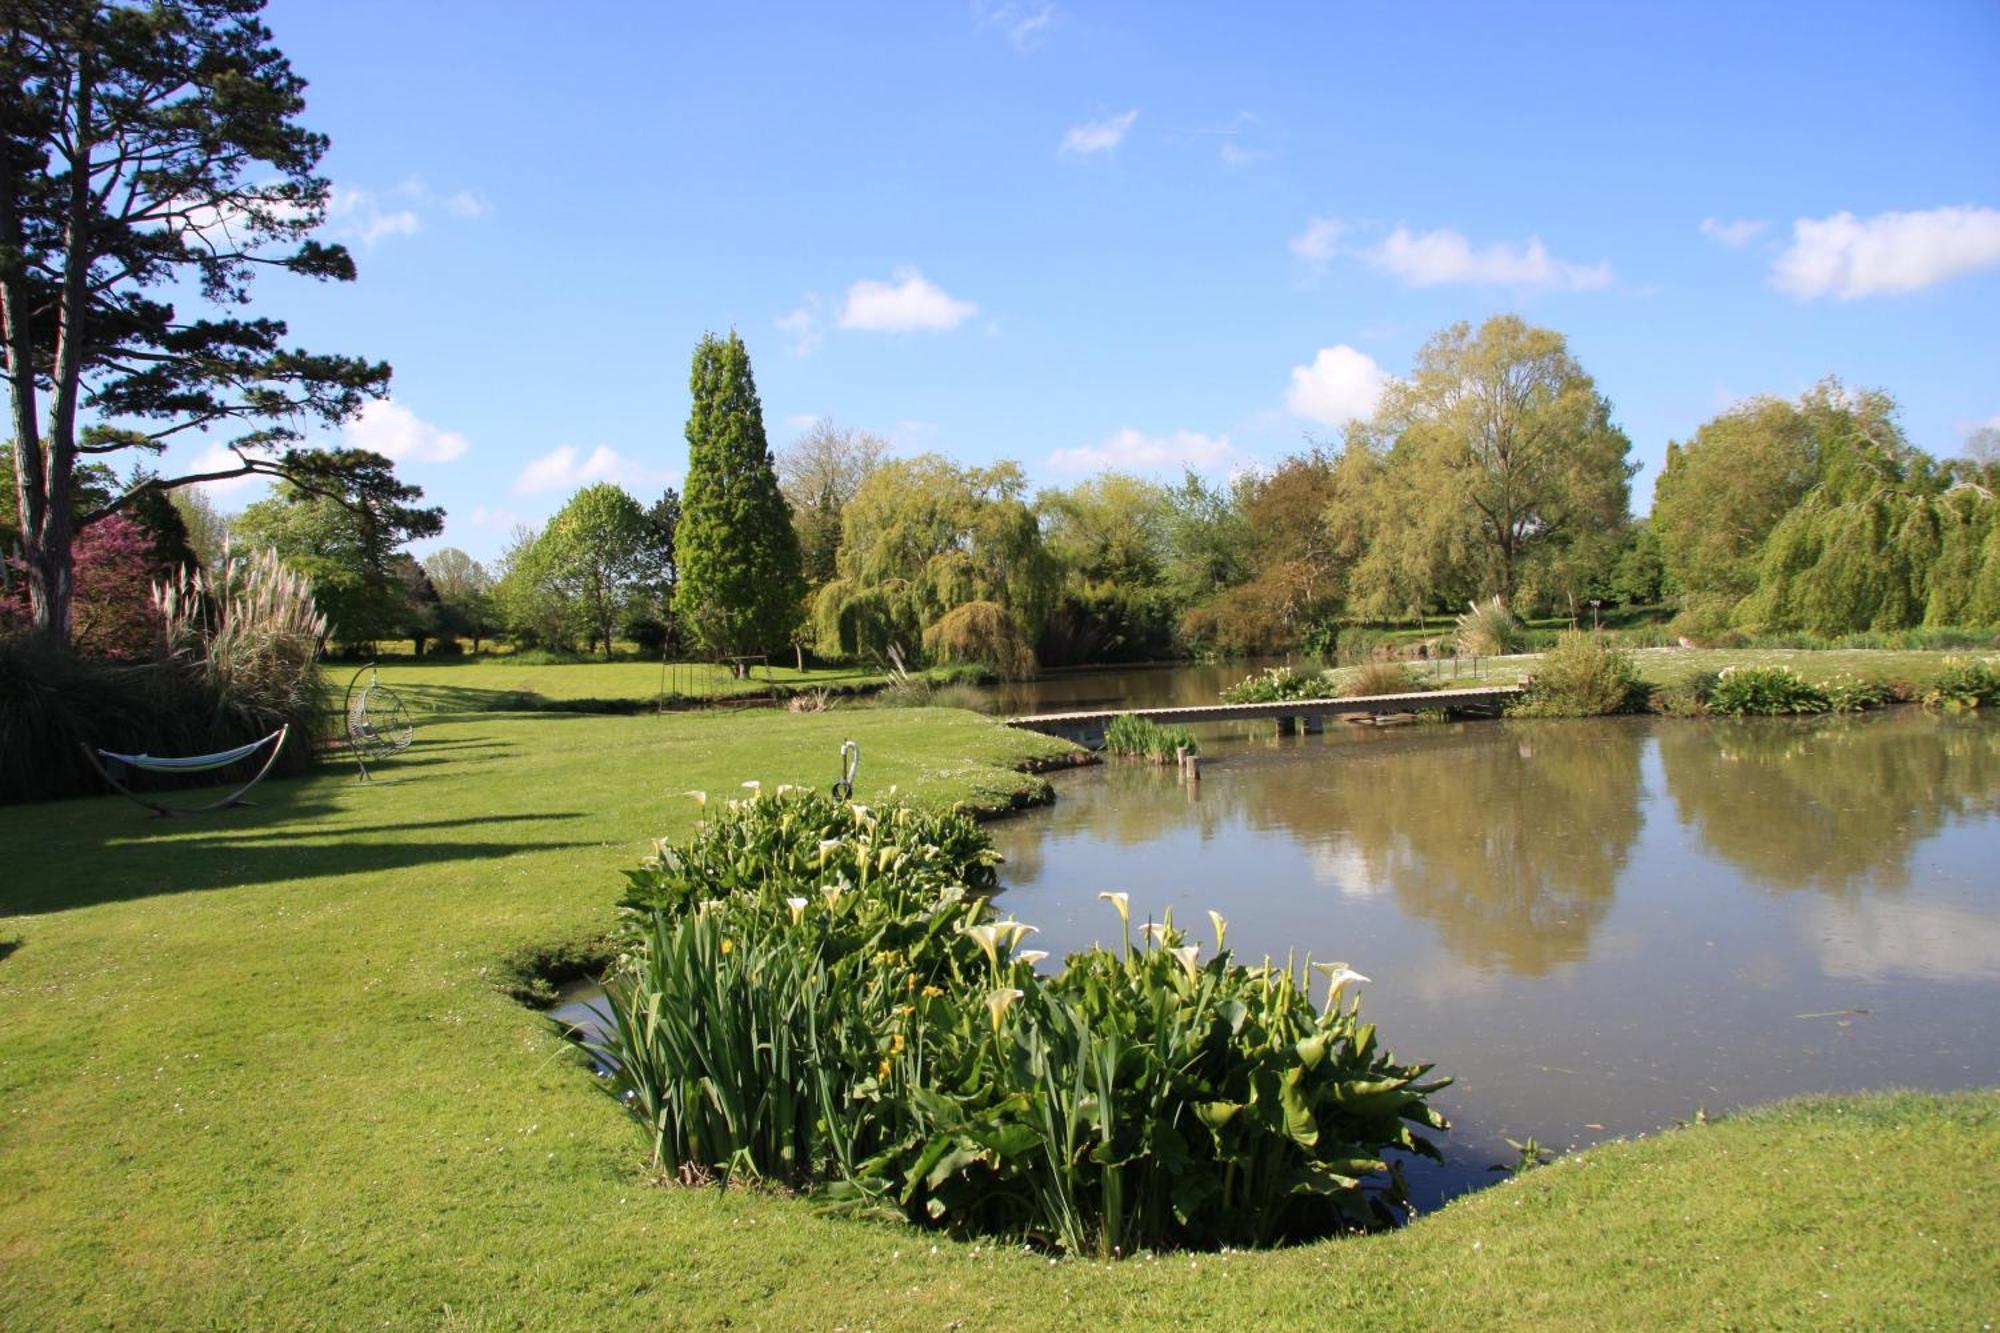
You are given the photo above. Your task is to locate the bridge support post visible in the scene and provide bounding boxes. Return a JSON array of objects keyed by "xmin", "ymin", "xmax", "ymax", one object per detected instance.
[
  {"xmin": 1276, "ymin": 716, "xmax": 1297, "ymax": 737},
  {"xmin": 1303, "ymin": 713, "xmax": 1324, "ymax": 734}
]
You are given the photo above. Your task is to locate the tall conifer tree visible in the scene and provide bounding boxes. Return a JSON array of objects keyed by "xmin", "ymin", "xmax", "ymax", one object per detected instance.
[{"xmin": 675, "ymin": 332, "xmax": 803, "ymax": 657}]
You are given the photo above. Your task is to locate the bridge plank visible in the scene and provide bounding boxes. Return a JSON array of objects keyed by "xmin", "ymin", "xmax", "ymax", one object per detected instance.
[{"xmin": 1005, "ymin": 685, "xmax": 1522, "ymax": 732}]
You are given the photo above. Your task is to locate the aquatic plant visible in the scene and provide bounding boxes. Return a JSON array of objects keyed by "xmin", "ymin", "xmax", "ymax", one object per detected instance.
[
  {"xmin": 1706, "ymin": 665, "xmax": 1829, "ymax": 716},
  {"xmin": 1922, "ymin": 656, "xmax": 2000, "ymax": 711},
  {"xmin": 1104, "ymin": 713, "xmax": 1198, "ymax": 762},
  {"xmin": 594, "ymin": 787, "xmax": 1447, "ymax": 1254},
  {"xmin": 1221, "ymin": 664, "xmax": 1332, "ymax": 704},
  {"xmin": 1507, "ymin": 632, "xmax": 1645, "ymax": 717}
]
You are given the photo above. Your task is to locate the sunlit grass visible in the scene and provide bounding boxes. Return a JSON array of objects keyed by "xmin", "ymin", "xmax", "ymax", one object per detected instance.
[{"xmin": 0, "ymin": 705, "xmax": 1992, "ymax": 1326}]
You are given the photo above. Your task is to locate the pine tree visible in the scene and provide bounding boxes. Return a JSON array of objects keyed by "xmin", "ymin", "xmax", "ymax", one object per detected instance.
[{"xmin": 674, "ymin": 333, "xmax": 804, "ymax": 659}]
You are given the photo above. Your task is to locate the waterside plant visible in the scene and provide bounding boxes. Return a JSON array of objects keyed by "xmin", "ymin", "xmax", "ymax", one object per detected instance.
[
  {"xmin": 595, "ymin": 786, "xmax": 1446, "ymax": 1255},
  {"xmin": 1507, "ymin": 632, "xmax": 1646, "ymax": 718},
  {"xmin": 1221, "ymin": 664, "xmax": 1334, "ymax": 704},
  {"xmin": 1104, "ymin": 713, "xmax": 1199, "ymax": 762}
]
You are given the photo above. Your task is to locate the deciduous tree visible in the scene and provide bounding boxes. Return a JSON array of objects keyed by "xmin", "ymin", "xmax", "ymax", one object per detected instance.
[{"xmin": 535, "ymin": 482, "xmax": 648, "ymax": 658}]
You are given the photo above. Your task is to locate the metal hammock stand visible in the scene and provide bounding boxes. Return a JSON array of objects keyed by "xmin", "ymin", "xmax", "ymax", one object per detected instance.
[
  {"xmin": 344, "ymin": 663, "xmax": 414, "ymax": 781},
  {"xmin": 80, "ymin": 725, "xmax": 291, "ymax": 817}
]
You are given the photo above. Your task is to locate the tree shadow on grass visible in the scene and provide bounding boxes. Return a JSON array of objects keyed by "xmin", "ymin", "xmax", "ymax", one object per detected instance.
[
  {"xmin": 4, "ymin": 790, "xmax": 592, "ymax": 916},
  {"xmin": 0, "ymin": 938, "xmax": 18, "ymax": 964}
]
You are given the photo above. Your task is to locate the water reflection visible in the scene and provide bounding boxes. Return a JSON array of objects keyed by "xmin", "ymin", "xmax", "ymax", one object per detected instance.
[
  {"xmin": 1658, "ymin": 715, "xmax": 2000, "ymax": 896},
  {"xmin": 985, "ymin": 699, "xmax": 2000, "ymax": 1206}
]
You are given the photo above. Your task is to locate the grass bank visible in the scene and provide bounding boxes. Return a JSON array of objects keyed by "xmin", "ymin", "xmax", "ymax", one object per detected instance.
[
  {"xmin": 327, "ymin": 656, "xmax": 909, "ymax": 715},
  {"xmin": 2, "ymin": 707, "xmax": 1994, "ymax": 1327}
]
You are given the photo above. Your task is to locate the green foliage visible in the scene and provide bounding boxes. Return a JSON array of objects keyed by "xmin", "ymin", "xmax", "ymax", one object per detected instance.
[
  {"xmin": 1507, "ymin": 632, "xmax": 1645, "ymax": 717},
  {"xmin": 1455, "ymin": 596, "xmax": 1527, "ymax": 656},
  {"xmin": 921, "ymin": 600, "xmax": 1038, "ymax": 681},
  {"xmin": 818, "ymin": 456, "xmax": 1057, "ymax": 661},
  {"xmin": 1103, "ymin": 713, "xmax": 1198, "ymax": 761},
  {"xmin": 1921, "ymin": 657, "xmax": 2000, "ymax": 711},
  {"xmin": 2, "ymin": 2, "xmax": 399, "ymax": 644},
  {"xmin": 1339, "ymin": 316, "xmax": 1634, "ymax": 614},
  {"xmin": 599, "ymin": 788, "xmax": 1447, "ymax": 1254},
  {"xmin": 676, "ymin": 332, "xmax": 806, "ymax": 655},
  {"xmin": 534, "ymin": 483, "xmax": 651, "ymax": 657},
  {"xmin": 1822, "ymin": 673, "xmax": 1894, "ymax": 713},
  {"xmin": 1706, "ymin": 666, "xmax": 1830, "ymax": 716},
  {"xmin": 1221, "ymin": 664, "xmax": 1334, "ymax": 703}
]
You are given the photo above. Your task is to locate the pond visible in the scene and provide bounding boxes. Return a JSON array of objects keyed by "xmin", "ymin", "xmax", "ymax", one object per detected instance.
[{"xmin": 981, "ymin": 701, "xmax": 2000, "ymax": 1208}]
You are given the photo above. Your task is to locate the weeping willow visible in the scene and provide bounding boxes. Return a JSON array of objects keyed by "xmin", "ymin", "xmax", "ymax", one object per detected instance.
[{"xmin": 1739, "ymin": 483, "xmax": 1997, "ymax": 633}]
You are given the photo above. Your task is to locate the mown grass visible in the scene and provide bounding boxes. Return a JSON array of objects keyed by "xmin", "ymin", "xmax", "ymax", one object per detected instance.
[
  {"xmin": 1418, "ymin": 646, "xmax": 1982, "ymax": 693},
  {"xmin": 326, "ymin": 656, "xmax": 902, "ymax": 715},
  {"xmin": 2, "ymin": 705, "xmax": 1995, "ymax": 1327}
]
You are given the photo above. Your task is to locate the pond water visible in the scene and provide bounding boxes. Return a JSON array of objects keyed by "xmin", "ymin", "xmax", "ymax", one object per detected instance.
[
  {"xmin": 982, "ymin": 702, "xmax": 2000, "ymax": 1208},
  {"xmin": 556, "ymin": 667, "xmax": 2000, "ymax": 1213}
]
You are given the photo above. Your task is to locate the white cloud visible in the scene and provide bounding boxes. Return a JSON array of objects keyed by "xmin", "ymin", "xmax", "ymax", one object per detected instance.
[
  {"xmin": 1049, "ymin": 427, "xmax": 1247, "ymax": 474},
  {"xmin": 974, "ymin": 1, "xmax": 1057, "ymax": 51},
  {"xmin": 837, "ymin": 267, "xmax": 978, "ymax": 332},
  {"xmin": 1365, "ymin": 226, "xmax": 1614, "ymax": 291},
  {"xmin": 1061, "ymin": 109, "xmax": 1138, "ymax": 158},
  {"xmin": 1772, "ymin": 205, "xmax": 2000, "ymax": 299},
  {"xmin": 1699, "ymin": 217, "xmax": 1767, "ymax": 249},
  {"xmin": 1289, "ymin": 216, "xmax": 1343, "ymax": 275},
  {"xmin": 776, "ymin": 302, "xmax": 822, "ymax": 354},
  {"xmin": 512, "ymin": 444, "xmax": 657, "ymax": 495},
  {"xmin": 444, "ymin": 190, "xmax": 491, "ymax": 219},
  {"xmin": 343, "ymin": 399, "xmax": 469, "ymax": 463},
  {"xmin": 185, "ymin": 444, "xmax": 271, "ymax": 496},
  {"xmin": 1285, "ymin": 345, "xmax": 1388, "ymax": 427},
  {"xmin": 468, "ymin": 505, "xmax": 520, "ymax": 530}
]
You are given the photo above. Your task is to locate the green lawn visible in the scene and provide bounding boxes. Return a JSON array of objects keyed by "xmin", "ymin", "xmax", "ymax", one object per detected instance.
[
  {"xmin": 1390, "ymin": 645, "xmax": 1989, "ymax": 693},
  {"xmin": 327, "ymin": 654, "xmax": 903, "ymax": 714},
  {"xmin": 2, "ymin": 705, "xmax": 1994, "ymax": 1328}
]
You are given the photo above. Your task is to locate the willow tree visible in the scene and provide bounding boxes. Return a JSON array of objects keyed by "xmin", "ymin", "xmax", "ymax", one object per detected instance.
[
  {"xmin": 1340, "ymin": 316, "xmax": 1633, "ymax": 615},
  {"xmin": 811, "ymin": 455, "xmax": 1055, "ymax": 662},
  {"xmin": 674, "ymin": 332, "xmax": 803, "ymax": 658},
  {"xmin": 2, "ymin": 1, "xmax": 410, "ymax": 646}
]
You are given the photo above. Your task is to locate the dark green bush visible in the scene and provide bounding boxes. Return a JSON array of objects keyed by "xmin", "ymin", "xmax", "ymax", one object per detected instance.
[{"xmin": 1922, "ymin": 657, "xmax": 2000, "ymax": 711}]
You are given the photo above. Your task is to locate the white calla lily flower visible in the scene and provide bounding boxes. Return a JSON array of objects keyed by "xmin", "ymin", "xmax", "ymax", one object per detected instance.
[
  {"xmin": 785, "ymin": 896, "xmax": 809, "ymax": 924},
  {"xmin": 1097, "ymin": 892, "xmax": 1130, "ymax": 925},
  {"xmin": 985, "ymin": 987, "xmax": 1025, "ymax": 1032}
]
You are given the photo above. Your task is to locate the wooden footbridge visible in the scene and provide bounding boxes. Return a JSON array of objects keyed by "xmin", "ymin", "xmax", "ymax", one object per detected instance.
[{"xmin": 1006, "ymin": 685, "xmax": 1522, "ymax": 748}]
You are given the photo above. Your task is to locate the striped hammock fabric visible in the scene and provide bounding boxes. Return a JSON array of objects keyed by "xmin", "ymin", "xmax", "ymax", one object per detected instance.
[{"xmin": 97, "ymin": 732, "xmax": 282, "ymax": 774}]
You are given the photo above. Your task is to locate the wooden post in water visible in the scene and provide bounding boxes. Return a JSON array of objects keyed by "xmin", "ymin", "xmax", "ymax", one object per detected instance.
[
  {"xmin": 1303, "ymin": 713, "xmax": 1324, "ymax": 734},
  {"xmin": 1276, "ymin": 716, "xmax": 1297, "ymax": 738}
]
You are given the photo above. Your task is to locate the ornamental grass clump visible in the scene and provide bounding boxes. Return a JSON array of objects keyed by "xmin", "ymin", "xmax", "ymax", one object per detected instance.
[
  {"xmin": 1104, "ymin": 713, "xmax": 1198, "ymax": 762},
  {"xmin": 594, "ymin": 786, "xmax": 1447, "ymax": 1254},
  {"xmin": 1507, "ymin": 632, "xmax": 1645, "ymax": 717},
  {"xmin": 1332, "ymin": 660, "xmax": 1429, "ymax": 697},
  {"xmin": 1706, "ymin": 665, "xmax": 1829, "ymax": 716},
  {"xmin": 1455, "ymin": 596, "xmax": 1526, "ymax": 657}
]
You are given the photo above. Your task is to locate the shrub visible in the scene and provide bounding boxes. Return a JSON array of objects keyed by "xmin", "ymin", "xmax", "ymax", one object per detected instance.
[
  {"xmin": 1650, "ymin": 669, "xmax": 1719, "ymax": 717},
  {"xmin": 1455, "ymin": 596, "xmax": 1526, "ymax": 656},
  {"xmin": 922, "ymin": 600, "xmax": 1037, "ymax": 681},
  {"xmin": 1706, "ymin": 665, "xmax": 1829, "ymax": 716},
  {"xmin": 1822, "ymin": 673, "xmax": 1892, "ymax": 713},
  {"xmin": 1220, "ymin": 664, "xmax": 1332, "ymax": 704},
  {"xmin": 596, "ymin": 788, "xmax": 1448, "ymax": 1254},
  {"xmin": 1922, "ymin": 657, "xmax": 2000, "ymax": 711},
  {"xmin": 1333, "ymin": 661, "xmax": 1428, "ymax": 697},
  {"xmin": 1104, "ymin": 713, "xmax": 1198, "ymax": 761},
  {"xmin": 1507, "ymin": 632, "xmax": 1646, "ymax": 717}
]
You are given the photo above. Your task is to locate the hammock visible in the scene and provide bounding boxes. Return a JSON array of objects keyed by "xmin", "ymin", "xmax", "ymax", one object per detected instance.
[{"xmin": 80, "ymin": 725, "xmax": 291, "ymax": 818}]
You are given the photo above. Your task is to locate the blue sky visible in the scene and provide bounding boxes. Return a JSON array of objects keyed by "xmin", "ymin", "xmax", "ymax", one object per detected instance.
[{"xmin": 169, "ymin": 1, "xmax": 2000, "ymax": 561}]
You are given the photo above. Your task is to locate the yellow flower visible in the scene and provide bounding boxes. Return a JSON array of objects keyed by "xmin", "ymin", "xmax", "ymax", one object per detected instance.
[
  {"xmin": 878, "ymin": 1059, "xmax": 892, "ymax": 1080},
  {"xmin": 891, "ymin": 1032, "xmax": 906, "ymax": 1054},
  {"xmin": 720, "ymin": 938, "xmax": 734, "ymax": 956},
  {"xmin": 921, "ymin": 985, "xmax": 945, "ymax": 999}
]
